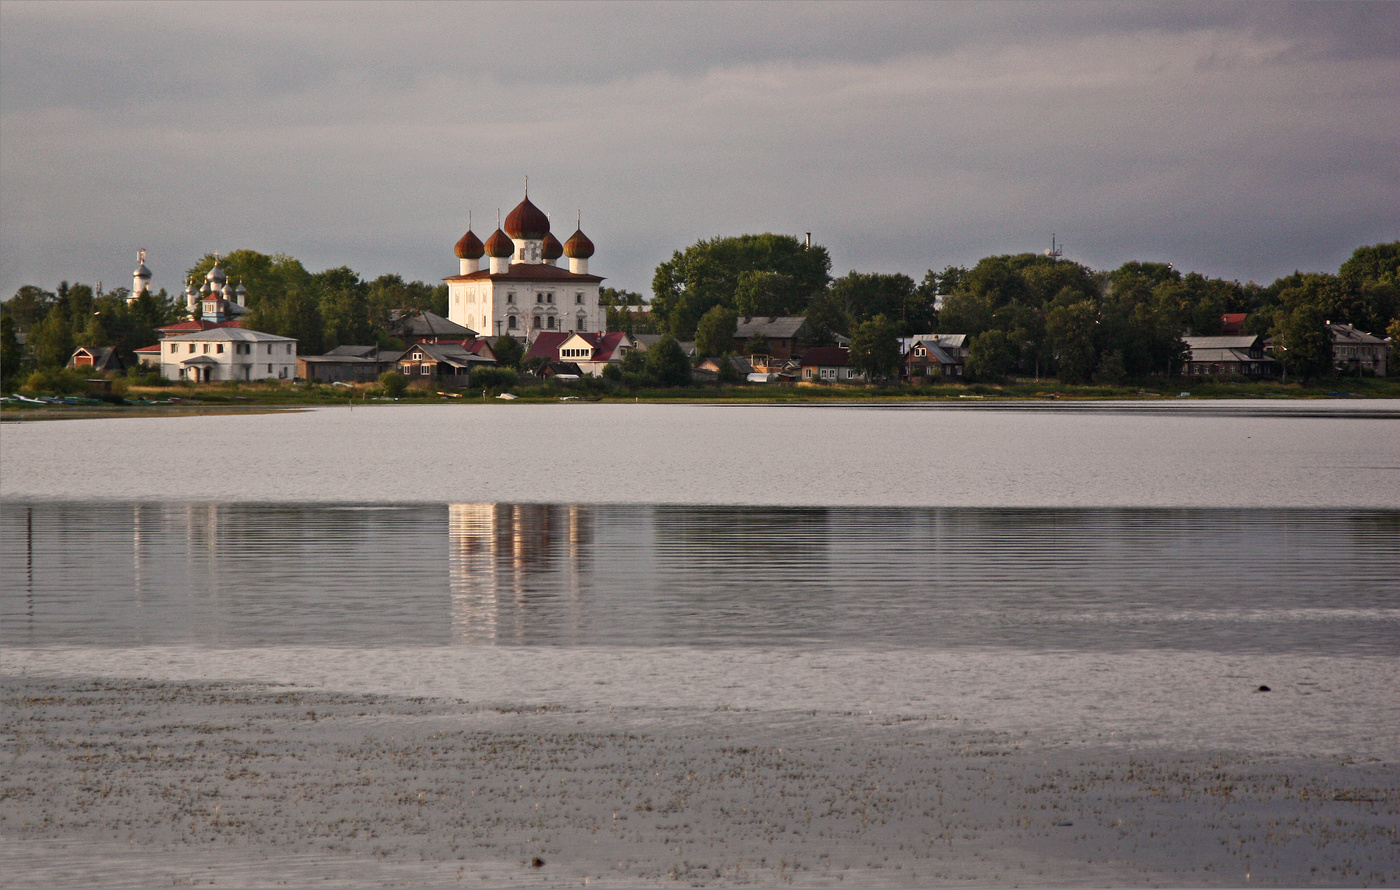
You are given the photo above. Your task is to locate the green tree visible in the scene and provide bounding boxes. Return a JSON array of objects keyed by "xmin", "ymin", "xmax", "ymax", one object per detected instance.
[
  {"xmin": 314, "ymin": 266, "xmax": 371, "ymax": 350},
  {"xmin": 491, "ymin": 335, "xmax": 524, "ymax": 370},
  {"xmin": 733, "ymin": 270, "xmax": 793, "ymax": 317},
  {"xmin": 379, "ymin": 370, "xmax": 408, "ymax": 398},
  {"xmin": 651, "ymin": 233, "xmax": 831, "ymax": 337},
  {"xmin": 26, "ymin": 304, "xmax": 73, "ymax": 368},
  {"xmin": 1, "ymin": 314, "xmax": 23, "ymax": 383},
  {"xmin": 1046, "ymin": 301, "xmax": 1099, "ymax": 384},
  {"xmin": 802, "ymin": 289, "xmax": 849, "ymax": 344},
  {"xmin": 828, "ymin": 272, "xmax": 919, "ymax": 332},
  {"xmin": 967, "ymin": 329, "xmax": 1017, "ymax": 379},
  {"xmin": 848, "ymin": 315, "xmax": 900, "ymax": 381},
  {"xmin": 1272, "ymin": 303, "xmax": 1332, "ymax": 381},
  {"xmin": 1094, "ymin": 349, "xmax": 1127, "ymax": 384},
  {"xmin": 3, "ymin": 285, "xmax": 56, "ymax": 329},
  {"xmin": 645, "ymin": 334, "xmax": 692, "ymax": 387},
  {"xmin": 694, "ymin": 305, "xmax": 737, "ymax": 357}
]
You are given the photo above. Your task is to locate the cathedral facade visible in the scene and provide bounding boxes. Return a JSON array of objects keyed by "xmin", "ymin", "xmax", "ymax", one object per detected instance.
[{"xmin": 445, "ymin": 192, "xmax": 603, "ymax": 340}]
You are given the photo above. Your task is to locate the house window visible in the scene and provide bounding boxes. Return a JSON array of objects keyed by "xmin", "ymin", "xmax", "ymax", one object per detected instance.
[
  {"xmin": 170, "ymin": 344, "xmax": 177, "ymax": 354},
  {"xmin": 189, "ymin": 344, "xmax": 196, "ymax": 354},
  {"xmin": 202, "ymin": 343, "xmax": 209, "ymax": 354},
  {"xmin": 217, "ymin": 344, "xmax": 224, "ymax": 354},
  {"xmin": 421, "ymin": 364, "xmax": 431, "ymax": 375},
  {"xmin": 412, "ymin": 352, "xmax": 422, "ymax": 360},
  {"xmin": 267, "ymin": 364, "xmax": 273, "ymax": 373},
  {"xmin": 287, "ymin": 344, "xmax": 293, "ymax": 354}
]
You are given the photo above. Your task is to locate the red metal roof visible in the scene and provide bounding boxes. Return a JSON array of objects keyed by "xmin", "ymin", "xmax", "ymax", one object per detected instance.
[
  {"xmin": 524, "ymin": 332, "xmax": 571, "ymax": 362},
  {"xmin": 445, "ymin": 263, "xmax": 603, "ymax": 283},
  {"xmin": 503, "ymin": 196, "xmax": 551, "ymax": 240},
  {"xmin": 800, "ymin": 346, "xmax": 850, "ymax": 367},
  {"xmin": 563, "ymin": 228, "xmax": 594, "ymax": 259},
  {"xmin": 454, "ymin": 229, "xmax": 485, "ymax": 260}
]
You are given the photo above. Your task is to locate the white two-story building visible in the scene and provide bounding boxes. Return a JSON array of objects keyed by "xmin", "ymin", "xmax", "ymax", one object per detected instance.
[{"xmin": 159, "ymin": 328, "xmax": 297, "ymax": 382}]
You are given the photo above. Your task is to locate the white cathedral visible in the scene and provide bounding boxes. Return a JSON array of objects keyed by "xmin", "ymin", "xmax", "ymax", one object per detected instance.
[{"xmin": 445, "ymin": 191, "xmax": 603, "ymax": 340}]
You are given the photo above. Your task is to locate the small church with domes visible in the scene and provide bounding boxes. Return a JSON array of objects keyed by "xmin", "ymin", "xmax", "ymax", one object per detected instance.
[{"xmin": 446, "ymin": 189, "xmax": 603, "ymax": 341}]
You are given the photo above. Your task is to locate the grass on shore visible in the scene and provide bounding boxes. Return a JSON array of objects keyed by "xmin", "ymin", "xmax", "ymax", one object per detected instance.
[{"xmin": 4, "ymin": 373, "xmax": 1398, "ymax": 419}]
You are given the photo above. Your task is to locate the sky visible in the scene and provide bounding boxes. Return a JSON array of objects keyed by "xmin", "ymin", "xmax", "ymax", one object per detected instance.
[{"xmin": 1, "ymin": 0, "xmax": 1397, "ymax": 302}]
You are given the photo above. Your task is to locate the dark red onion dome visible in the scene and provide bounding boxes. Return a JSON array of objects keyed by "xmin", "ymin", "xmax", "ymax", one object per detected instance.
[
  {"xmin": 503, "ymin": 196, "xmax": 550, "ymax": 240},
  {"xmin": 563, "ymin": 228, "xmax": 595, "ymax": 259},
  {"xmin": 484, "ymin": 228, "xmax": 515, "ymax": 258},
  {"xmin": 454, "ymin": 229, "xmax": 484, "ymax": 259},
  {"xmin": 541, "ymin": 232, "xmax": 564, "ymax": 261}
]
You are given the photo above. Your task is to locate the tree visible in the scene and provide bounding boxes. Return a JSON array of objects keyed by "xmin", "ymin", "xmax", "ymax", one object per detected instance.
[
  {"xmin": 1094, "ymin": 349, "xmax": 1127, "ymax": 384},
  {"xmin": 315, "ymin": 266, "xmax": 371, "ymax": 350},
  {"xmin": 491, "ymin": 335, "xmax": 524, "ymax": 370},
  {"xmin": 967, "ymin": 329, "xmax": 1017, "ymax": 379},
  {"xmin": 1272, "ymin": 303, "xmax": 1332, "ymax": 382},
  {"xmin": 733, "ymin": 270, "xmax": 793, "ymax": 317},
  {"xmin": 379, "ymin": 370, "xmax": 408, "ymax": 398},
  {"xmin": 1, "ymin": 314, "xmax": 22, "ymax": 382},
  {"xmin": 651, "ymin": 233, "xmax": 831, "ymax": 337},
  {"xmin": 26, "ymin": 304, "xmax": 73, "ymax": 369},
  {"xmin": 802, "ymin": 289, "xmax": 848, "ymax": 344},
  {"xmin": 1046, "ymin": 301, "xmax": 1099, "ymax": 384},
  {"xmin": 645, "ymin": 335, "xmax": 692, "ymax": 387},
  {"xmin": 848, "ymin": 315, "xmax": 900, "ymax": 381},
  {"xmin": 3, "ymin": 285, "xmax": 56, "ymax": 329},
  {"xmin": 694, "ymin": 305, "xmax": 737, "ymax": 357},
  {"xmin": 828, "ymin": 272, "xmax": 919, "ymax": 333}
]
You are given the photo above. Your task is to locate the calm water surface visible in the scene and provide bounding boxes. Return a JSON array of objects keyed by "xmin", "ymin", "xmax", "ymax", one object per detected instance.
[{"xmin": 4, "ymin": 501, "xmax": 1396, "ymax": 655}]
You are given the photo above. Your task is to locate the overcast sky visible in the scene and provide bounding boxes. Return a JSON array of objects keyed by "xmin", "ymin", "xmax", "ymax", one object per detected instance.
[{"xmin": 2, "ymin": 0, "xmax": 1396, "ymax": 302}]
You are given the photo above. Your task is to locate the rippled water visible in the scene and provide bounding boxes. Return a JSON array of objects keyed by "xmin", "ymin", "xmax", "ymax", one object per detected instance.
[{"xmin": 5, "ymin": 501, "xmax": 1396, "ymax": 655}]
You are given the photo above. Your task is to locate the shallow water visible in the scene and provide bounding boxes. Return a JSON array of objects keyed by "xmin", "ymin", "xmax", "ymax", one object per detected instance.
[
  {"xmin": 3, "ymin": 400, "xmax": 1399, "ymax": 506},
  {"xmin": 3, "ymin": 502, "xmax": 1397, "ymax": 656}
]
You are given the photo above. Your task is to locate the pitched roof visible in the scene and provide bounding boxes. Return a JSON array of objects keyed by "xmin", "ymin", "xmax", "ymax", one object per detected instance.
[
  {"xmin": 801, "ymin": 346, "xmax": 850, "ymax": 367},
  {"xmin": 524, "ymin": 331, "xmax": 571, "ymax": 362},
  {"xmin": 389, "ymin": 310, "xmax": 477, "ymax": 339},
  {"xmin": 1327, "ymin": 322, "xmax": 1386, "ymax": 345},
  {"xmin": 162, "ymin": 327, "xmax": 296, "ymax": 344},
  {"xmin": 734, "ymin": 316, "xmax": 808, "ymax": 339},
  {"xmin": 1187, "ymin": 347, "xmax": 1277, "ymax": 364},
  {"xmin": 157, "ymin": 319, "xmax": 244, "ymax": 336},
  {"xmin": 324, "ymin": 344, "xmax": 380, "ymax": 358},
  {"xmin": 445, "ymin": 263, "xmax": 603, "ymax": 284},
  {"xmin": 1184, "ymin": 335, "xmax": 1263, "ymax": 350},
  {"xmin": 905, "ymin": 340, "xmax": 959, "ymax": 364}
]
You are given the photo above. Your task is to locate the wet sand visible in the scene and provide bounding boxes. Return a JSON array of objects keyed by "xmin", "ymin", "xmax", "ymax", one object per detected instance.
[{"xmin": 4, "ymin": 660, "xmax": 1397, "ymax": 887}]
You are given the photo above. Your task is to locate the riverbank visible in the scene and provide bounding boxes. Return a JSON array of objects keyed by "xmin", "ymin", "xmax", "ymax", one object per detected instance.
[
  {"xmin": 4, "ymin": 376, "xmax": 1398, "ymax": 420},
  {"xmin": 3, "ymin": 659, "xmax": 1396, "ymax": 888}
]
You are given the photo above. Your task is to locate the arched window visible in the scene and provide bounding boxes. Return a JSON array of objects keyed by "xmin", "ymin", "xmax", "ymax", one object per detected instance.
[
  {"xmin": 547, "ymin": 316, "xmax": 556, "ymax": 329},
  {"xmin": 506, "ymin": 293, "xmax": 515, "ymax": 305},
  {"xmin": 507, "ymin": 316, "xmax": 517, "ymax": 330},
  {"xmin": 532, "ymin": 316, "xmax": 541, "ymax": 330}
]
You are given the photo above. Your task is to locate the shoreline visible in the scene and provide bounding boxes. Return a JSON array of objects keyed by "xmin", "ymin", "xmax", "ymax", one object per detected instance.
[{"xmin": 4, "ymin": 668, "xmax": 1396, "ymax": 888}]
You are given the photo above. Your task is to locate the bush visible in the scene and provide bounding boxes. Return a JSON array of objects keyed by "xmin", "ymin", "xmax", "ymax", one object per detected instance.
[
  {"xmin": 22, "ymin": 367, "xmax": 88, "ymax": 395},
  {"xmin": 379, "ymin": 370, "xmax": 408, "ymax": 398},
  {"xmin": 470, "ymin": 367, "xmax": 519, "ymax": 392}
]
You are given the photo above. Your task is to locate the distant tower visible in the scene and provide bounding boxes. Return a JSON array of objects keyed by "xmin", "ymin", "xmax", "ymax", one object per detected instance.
[
  {"xmin": 1044, "ymin": 234, "xmax": 1063, "ymax": 262},
  {"xmin": 131, "ymin": 248, "xmax": 152, "ymax": 302}
]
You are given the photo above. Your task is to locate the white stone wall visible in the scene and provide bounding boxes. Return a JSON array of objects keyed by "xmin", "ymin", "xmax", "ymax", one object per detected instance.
[
  {"xmin": 160, "ymin": 337, "xmax": 297, "ymax": 382},
  {"xmin": 449, "ymin": 278, "xmax": 600, "ymax": 341}
]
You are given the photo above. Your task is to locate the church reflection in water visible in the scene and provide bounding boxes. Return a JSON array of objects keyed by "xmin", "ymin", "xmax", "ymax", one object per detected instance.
[{"xmin": 448, "ymin": 503, "xmax": 591, "ymax": 644}]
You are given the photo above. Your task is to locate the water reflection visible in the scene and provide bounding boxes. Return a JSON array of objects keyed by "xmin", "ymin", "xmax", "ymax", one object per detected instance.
[{"xmin": 2, "ymin": 501, "xmax": 1396, "ymax": 654}]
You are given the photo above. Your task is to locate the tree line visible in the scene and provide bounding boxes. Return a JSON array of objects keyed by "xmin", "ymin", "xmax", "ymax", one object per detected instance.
[
  {"xmin": 4, "ymin": 240, "xmax": 1396, "ymax": 387},
  {"xmin": 643, "ymin": 235, "xmax": 1399, "ymax": 383}
]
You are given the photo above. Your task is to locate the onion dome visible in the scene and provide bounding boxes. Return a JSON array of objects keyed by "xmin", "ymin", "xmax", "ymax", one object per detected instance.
[
  {"xmin": 541, "ymin": 232, "xmax": 564, "ymax": 261},
  {"xmin": 235, "ymin": 281, "xmax": 247, "ymax": 297},
  {"xmin": 206, "ymin": 262, "xmax": 226, "ymax": 285},
  {"xmin": 563, "ymin": 228, "xmax": 595, "ymax": 259},
  {"xmin": 222, "ymin": 281, "xmax": 236, "ymax": 299},
  {"xmin": 503, "ymin": 195, "xmax": 550, "ymax": 240},
  {"xmin": 454, "ymin": 229, "xmax": 485, "ymax": 260},
  {"xmin": 134, "ymin": 262, "xmax": 152, "ymax": 280},
  {"xmin": 483, "ymin": 228, "xmax": 515, "ymax": 259},
  {"xmin": 186, "ymin": 279, "xmax": 199, "ymax": 297},
  {"xmin": 200, "ymin": 280, "xmax": 212, "ymax": 295}
]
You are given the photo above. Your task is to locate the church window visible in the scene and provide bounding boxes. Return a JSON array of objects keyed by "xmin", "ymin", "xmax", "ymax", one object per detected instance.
[
  {"xmin": 575, "ymin": 292, "xmax": 583, "ymax": 304},
  {"xmin": 507, "ymin": 293, "xmax": 515, "ymax": 305},
  {"xmin": 547, "ymin": 316, "xmax": 556, "ymax": 329},
  {"xmin": 507, "ymin": 316, "xmax": 517, "ymax": 329},
  {"xmin": 547, "ymin": 293, "xmax": 554, "ymax": 304},
  {"xmin": 532, "ymin": 316, "xmax": 541, "ymax": 330},
  {"xmin": 536, "ymin": 293, "xmax": 543, "ymax": 304}
]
